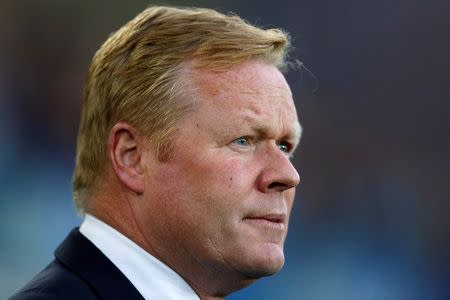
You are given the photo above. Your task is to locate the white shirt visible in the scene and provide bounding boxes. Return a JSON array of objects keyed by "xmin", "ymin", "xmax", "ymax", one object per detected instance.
[{"xmin": 79, "ymin": 214, "xmax": 200, "ymax": 300}]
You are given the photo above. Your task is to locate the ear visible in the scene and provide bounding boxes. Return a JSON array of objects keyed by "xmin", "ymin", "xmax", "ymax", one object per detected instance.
[{"xmin": 107, "ymin": 122, "xmax": 145, "ymax": 194}]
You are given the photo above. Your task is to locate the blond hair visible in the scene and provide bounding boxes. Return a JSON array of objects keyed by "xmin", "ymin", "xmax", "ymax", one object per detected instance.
[{"xmin": 72, "ymin": 5, "xmax": 291, "ymax": 213}]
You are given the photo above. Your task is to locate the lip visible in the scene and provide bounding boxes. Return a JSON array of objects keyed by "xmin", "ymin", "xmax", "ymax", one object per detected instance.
[{"xmin": 243, "ymin": 213, "xmax": 286, "ymax": 230}]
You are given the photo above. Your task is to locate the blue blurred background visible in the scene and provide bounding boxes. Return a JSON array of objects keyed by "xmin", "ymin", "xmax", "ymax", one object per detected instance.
[{"xmin": 1, "ymin": 0, "xmax": 449, "ymax": 299}]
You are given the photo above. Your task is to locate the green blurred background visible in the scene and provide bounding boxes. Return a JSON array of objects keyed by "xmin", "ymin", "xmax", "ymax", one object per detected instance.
[{"xmin": 1, "ymin": 0, "xmax": 449, "ymax": 299}]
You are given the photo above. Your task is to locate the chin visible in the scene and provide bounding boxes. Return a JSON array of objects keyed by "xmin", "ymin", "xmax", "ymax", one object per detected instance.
[{"xmin": 238, "ymin": 242, "xmax": 285, "ymax": 279}]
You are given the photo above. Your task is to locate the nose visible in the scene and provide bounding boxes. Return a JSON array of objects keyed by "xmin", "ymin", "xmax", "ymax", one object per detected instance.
[{"xmin": 257, "ymin": 145, "xmax": 300, "ymax": 193}]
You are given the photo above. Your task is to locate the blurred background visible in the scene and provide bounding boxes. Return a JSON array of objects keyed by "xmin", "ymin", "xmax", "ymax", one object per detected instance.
[{"xmin": 1, "ymin": 0, "xmax": 449, "ymax": 299}]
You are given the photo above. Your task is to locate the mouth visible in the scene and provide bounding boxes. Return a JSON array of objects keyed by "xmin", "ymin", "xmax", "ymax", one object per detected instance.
[{"xmin": 243, "ymin": 213, "xmax": 286, "ymax": 230}]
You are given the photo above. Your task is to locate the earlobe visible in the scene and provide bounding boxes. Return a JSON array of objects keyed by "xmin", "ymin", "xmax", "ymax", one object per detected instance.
[{"xmin": 108, "ymin": 122, "xmax": 145, "ymax": 194}]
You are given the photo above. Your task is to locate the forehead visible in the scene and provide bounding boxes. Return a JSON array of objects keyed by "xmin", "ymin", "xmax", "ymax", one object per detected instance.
[
  {"xmin": 188, "ymin": 61, "xmax": 300, "ymax": 134},
  {"xmin": 191, "ymin": 61, "xmax": 293, "ymax": 103}
]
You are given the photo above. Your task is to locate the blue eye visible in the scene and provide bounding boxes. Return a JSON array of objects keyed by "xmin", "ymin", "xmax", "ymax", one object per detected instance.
[
  {"xmin": 234, "ymin": 137, "xmax": 250, "ymax": 146},
  {"xmin": 278, "ymin": 143, "xmax": 290, "ymax": 153}
]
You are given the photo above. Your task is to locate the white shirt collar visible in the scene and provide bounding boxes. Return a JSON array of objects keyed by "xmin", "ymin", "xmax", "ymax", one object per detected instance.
[{"xmin": 79, "ymin": 214, "xmax": 200, "ymax": 300}]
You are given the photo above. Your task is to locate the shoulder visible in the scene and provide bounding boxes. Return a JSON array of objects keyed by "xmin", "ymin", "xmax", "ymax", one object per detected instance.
[{"xmin": 9, "ymin": 260, "xmax": 98, "ymax": 300}]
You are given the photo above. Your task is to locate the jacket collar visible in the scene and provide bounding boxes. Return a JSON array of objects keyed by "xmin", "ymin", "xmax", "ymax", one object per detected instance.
[{"xmin": 55, "ymin": 228, "xmax": 144, "ymax": 300}]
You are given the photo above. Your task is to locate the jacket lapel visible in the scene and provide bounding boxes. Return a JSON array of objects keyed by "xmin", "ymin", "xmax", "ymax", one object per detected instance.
[{"xmin": 55, "ymin": 228, "xmax": 145, "ymax": 300}]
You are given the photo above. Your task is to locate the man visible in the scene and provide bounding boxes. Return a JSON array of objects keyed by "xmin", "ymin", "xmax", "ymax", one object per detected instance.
[{"xmin": 11, "ymin": 5, "xmax": 301, "ymax": 300}]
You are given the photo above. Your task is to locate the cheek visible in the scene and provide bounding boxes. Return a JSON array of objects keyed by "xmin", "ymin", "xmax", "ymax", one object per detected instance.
[
  {"xmin": 142, "ymin": 167, "xmax": 186, "ymax": 228},
  {"xmin": 183, "ymin": 154, "xmax": 253, "ymax": 193},
  {"xmin": 150, "ymin": 159, "xmax": 231, "ymax": 222},
  {"xmin": 180, "ymin": 157, "xmax": 255, "ymax": 234},
  {"xmin": 194, "ymin": 159, "xmax": 244, "ymax": 210},
  {"xmin": 220, "ymin": 158, "xmax": 258, "ymax": 188},
  {"xmin": 206, "ymin": 158, "xmax": 260, "ymax": 215},
  {"xmin": 150, "ymin": 155, "xmax": 260, "ymax": 234}
]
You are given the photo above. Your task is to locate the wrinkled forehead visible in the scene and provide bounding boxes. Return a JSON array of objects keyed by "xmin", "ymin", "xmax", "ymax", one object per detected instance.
[
  {"xmin": 186, "ymin": 60, "xmax": 301, "ymax": 137},
  {"xmin": 190, "ymin": 60, "xmax": 293, "ymax": 101}
]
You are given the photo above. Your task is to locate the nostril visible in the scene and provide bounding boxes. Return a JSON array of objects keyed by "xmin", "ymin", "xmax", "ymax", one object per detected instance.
[
  {"xmin": 258, "ymin": 165, "xmax": 299, "ymax": 193},
  {"xmin": 267, "ymin": 182, "xmax": 287, "ymax": 190}
]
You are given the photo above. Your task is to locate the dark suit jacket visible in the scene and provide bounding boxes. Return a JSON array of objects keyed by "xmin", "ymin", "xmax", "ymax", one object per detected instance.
[{"xmin": 9, "ymin": 228, "xmax": 145, "ymax": 300}]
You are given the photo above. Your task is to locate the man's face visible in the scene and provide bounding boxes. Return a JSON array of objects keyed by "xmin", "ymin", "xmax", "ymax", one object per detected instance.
[{"xmin": 139, "ymin": 61, "xmax": 301, "ymax": 284}]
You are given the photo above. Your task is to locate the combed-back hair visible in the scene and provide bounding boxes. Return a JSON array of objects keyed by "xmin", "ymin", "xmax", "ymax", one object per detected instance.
[{"xmin": 72, "ymin": 5, "xmax": 291, "ymax": 213}]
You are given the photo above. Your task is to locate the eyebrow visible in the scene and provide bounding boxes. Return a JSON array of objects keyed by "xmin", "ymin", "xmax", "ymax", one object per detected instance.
[
  {"xmin": 290, "ymin": 122, "xmax": 303, "ymax": 148},
  {"xmin": 242, "ymin": 116, "xmax": 302, "ymax": 150},
  {"xmin": 290, "ymin": 123, "xmax": 303, "ymax": 154}
]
